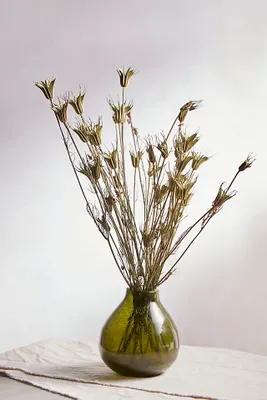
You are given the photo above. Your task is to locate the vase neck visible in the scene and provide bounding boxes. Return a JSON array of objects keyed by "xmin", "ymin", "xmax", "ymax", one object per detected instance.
[{"xmin": 126, "ymin": 288, "xmax": 159, "ymax": 303}]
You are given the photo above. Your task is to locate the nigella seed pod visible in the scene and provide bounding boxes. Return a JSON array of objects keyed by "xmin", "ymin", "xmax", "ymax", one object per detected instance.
[
  {"xmin": 191, "ymin": 152, "xmax": 209, "ymax": 170},
  {"xmin": 178, "ymin": 100, "xmax": 202, "ymax": 123},
  {"xmin": 176, "ymin": 152, "xmax": 193, "ymax": 173},
  {"xmin": 103, "ymin": 150, "xmax": 117, "ymax": 169},
  {"xmin": 51, "ymin": 101, "xmax": 68, "ymax": 124},
  {"xmin": 182, "ymin": 192, "xmax": 193, "ymax": 206},
  {"xmin": 73, "ymin": 123, "xmax": 89, "ymax": 142},
  {"xmin": 147, "ymin": 145, "xmax": 156, "ymax": 163},
  {"xmin": 148, "ymin": 162, "xmax": 155, "ymax": 177},
  {"xmin": 89, "ymin": 122, "xmax": 102, "ymax": 146},
  {"xmin": 91, "ymin": 158, "xmax": 101, "ymax": 182},
  {"xmin": 35, "ymin": 78, "xmax": 56, "ymax": 100},
  {"xmin": 111, "ymin": 149, "xmax": 117, "ymax": 169},
  {"xmin": 69, "ymin": 91, "xmax": 85, "ymax": 115},
  {"xmin": 78, "ymin": 163, "xmax": 90, "ymax": 179},
  {"xmin": 108, "ymin": 101, "xmax": 133, "ymax": 124},
  {"xmin": 186, "ymin": 133, "xmax": 199, "ymax": 151},
  {"xmin": 238, "ymin": 154, "xmax": 255, "ymax": 172},
  {"xmin": 157, "ymin": 141, "xmax": 169, "ymax": 159},
  {"xmin": 212, "ymin": 183, "xmax": 236, "ymax": 213},
  {"xmin": 117, "ymin": 67, "xmax": 135, "ymax": 88},
  {"xmin": 130, "ymin": 151, "xmax": 142, "ymax": 168}
]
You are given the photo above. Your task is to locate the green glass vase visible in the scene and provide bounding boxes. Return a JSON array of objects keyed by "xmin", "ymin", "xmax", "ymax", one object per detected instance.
[{"xmin": 99, "ymin": 289, "xmax": 179, "ymax": 377}]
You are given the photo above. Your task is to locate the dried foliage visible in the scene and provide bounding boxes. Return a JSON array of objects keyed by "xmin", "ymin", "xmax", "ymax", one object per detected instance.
[{"xmin": 35, "ymin": 70, "xmax": 254, "ymax": 291}]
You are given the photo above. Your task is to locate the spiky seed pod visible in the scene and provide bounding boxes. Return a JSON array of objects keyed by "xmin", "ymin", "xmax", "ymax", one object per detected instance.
[
  {"xmin": 35, "ymin": 78, "xmax": 56, "ymax": 100},
  {"xmin": 51, "ymin": 101, "xmax": 68, "ymax": 123},
  {"xmin": 69, "ymin": 91, "xmax": 85, "ymax": 115},
  {"xmin": 117, "ymin": 67, "xmax": 135, "ymax": 88}
]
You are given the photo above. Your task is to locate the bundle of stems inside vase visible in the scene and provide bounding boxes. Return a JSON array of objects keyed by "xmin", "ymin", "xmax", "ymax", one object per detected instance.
[
  {"xmin": 36, "ymin": 69, "xmax": 253, "ymax": 292},
  {"xmin": 116, "ymin": 293, "xmax": 169, "ymax": 357}
]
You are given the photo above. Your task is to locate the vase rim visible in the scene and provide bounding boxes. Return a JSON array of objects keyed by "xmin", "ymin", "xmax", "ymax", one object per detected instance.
[{"xmin": 126, "ymin": 288, "xmax": 158, "ymax": 294}]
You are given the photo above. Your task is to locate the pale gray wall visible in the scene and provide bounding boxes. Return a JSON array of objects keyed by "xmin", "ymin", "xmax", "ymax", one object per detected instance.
[{"xmin": 0, "ymin": 0, "xmax": 266, "ymax": 354}]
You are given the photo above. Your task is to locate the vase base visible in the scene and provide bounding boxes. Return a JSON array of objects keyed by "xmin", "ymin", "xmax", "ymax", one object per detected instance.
[{"xmin": 100, "ymin": 346, "xmax": 178, "ymax": 377}]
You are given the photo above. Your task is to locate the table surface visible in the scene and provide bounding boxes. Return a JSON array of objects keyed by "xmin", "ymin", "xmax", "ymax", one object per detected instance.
[
  {"xmin": 0, "ymin": 376, "xmax": 206, "ymax": 400},
  {"xmin": 1, "ymin": 340, "xmax": 267, "ymax": 400},
  {"xmin": 0, "ymin": 377, "xmax": 64, "ymax": 399}
]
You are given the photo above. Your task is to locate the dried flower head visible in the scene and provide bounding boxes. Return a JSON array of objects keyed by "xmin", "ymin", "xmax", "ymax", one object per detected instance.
[
  {"xmin": 35, "ymin": 78, "xmax": 56, "ymax": 100},
  {"xmin": 191, "ymin": 152, "xmax": 209, "ymax": 170},
  {"xmin": 157, "ymin": 140, "xmax": 169, "ymax": 159},
  {"xmin": 178, "ymin": 100, "xmax": 202, "ymax": 123},
  {"xmin": 108, "ymin": 100, "xmax": 133, "ymax": 124},
  {"xmin": 78, "ymin": 163, "xmax": 90, "ymax": 179},
  {"xmin": 154, "ymin": 184, "xmax": 169, "ymax": 204},
  {"xmin": 51, "ymin": 100, "xmax": 68, "ymax": 124},
  {"xmin": 130, "ymin": 151, "xmax": 143, "ymax": 168},
  {"xmin": 69, "ymin": 90, "xmax": 85, "ymax": 115},
  {"xmin": 103, "ymin": 149, "xmax": 117, "ymax": 169},
  {"xmin": 117, "ymin": 67, "xmax": 136, "ymax": 88},
  {"xmin": 147, "ymin": 145, "xmax": 157, "ymax": 164},
  {"xmin": 175, "ymin": 152, "xmax": 193, "ymax": 173},
  {"xmin": 175, "ymin": 132, "xmax": 199, "ymax": 154},
  {"xmin": 88, "ymin": 121, "xmax": 102, "ymax": 146},
  {"xmin": 182, "ymin": 192, "xmax": 193, "ymax": 206},
  {"xmin": 167, "ymin": 171, "xmax": 183, "ymax": 191},
  {"xmin": 90, "ymin": 157, "xmax": 101, "ymax": 182},
  {"xmin": 73, "ymin": 122, "xmax": 89, "ymax": 142},
  {"xmin": 148, "ymin": 162, "xmax": 161, "ymax": 177},
  {"xmin": 212, "ymin": 183, "xmax": 236, "ymax": 213},
  {"xmin": 238, "ymin": 154, "xmax": 255, "ymax": 172}
]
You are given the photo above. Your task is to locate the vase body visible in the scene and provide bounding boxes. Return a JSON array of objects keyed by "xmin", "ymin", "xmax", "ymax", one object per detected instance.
[{"xmin": 99, "ymin": 289, "xmax": 179, "ymax": 377}]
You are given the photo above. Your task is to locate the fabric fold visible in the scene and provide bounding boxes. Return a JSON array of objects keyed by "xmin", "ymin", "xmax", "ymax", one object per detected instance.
[{"xmin": 0, "ymin": 340, "xmax": 267, "ymax": 400}]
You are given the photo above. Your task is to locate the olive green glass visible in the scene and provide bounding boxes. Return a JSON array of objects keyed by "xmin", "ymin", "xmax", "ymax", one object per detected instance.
[{"xmin": 99, "ymin": 289, "xmax": 179, "ymax": 377}]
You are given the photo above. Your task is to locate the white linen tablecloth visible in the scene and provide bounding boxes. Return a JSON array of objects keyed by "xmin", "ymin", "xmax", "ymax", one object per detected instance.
[{"xmin": 0, "ymin": 339, "xmax": 267, "ymax": 400}]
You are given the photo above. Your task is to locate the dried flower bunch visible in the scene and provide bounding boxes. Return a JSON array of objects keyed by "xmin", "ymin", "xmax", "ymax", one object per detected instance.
[{"xmin": 36, "ymin": 70, "xmax": 254, "ymax": 291}]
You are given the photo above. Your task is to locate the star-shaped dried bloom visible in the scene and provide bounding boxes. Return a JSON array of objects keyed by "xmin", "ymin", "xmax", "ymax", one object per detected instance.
[
  {"xmin": 191, "ymin": 152, "xmax": 209, "ymax": 170},
  {"xmin": 117, "ymin": 67, "xmax": 136, "ymax": 88},
  {"xmin": 69, "ymin": 90, "xmax": 85, "ymax": 115},
  {"xmin": 178, "ymin": 100, "xmax": 202, "ymax": 123},
  {"xmin": 35, "ymin": 78, "xmax": 56, "ymax": 100},
  {"xmin": 238, "ymin": 154, "xmax": 255, "ymax": 172},
  {"xmin": 51, "ymin": 100, "xmax": 68, "ymax": 123}
]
